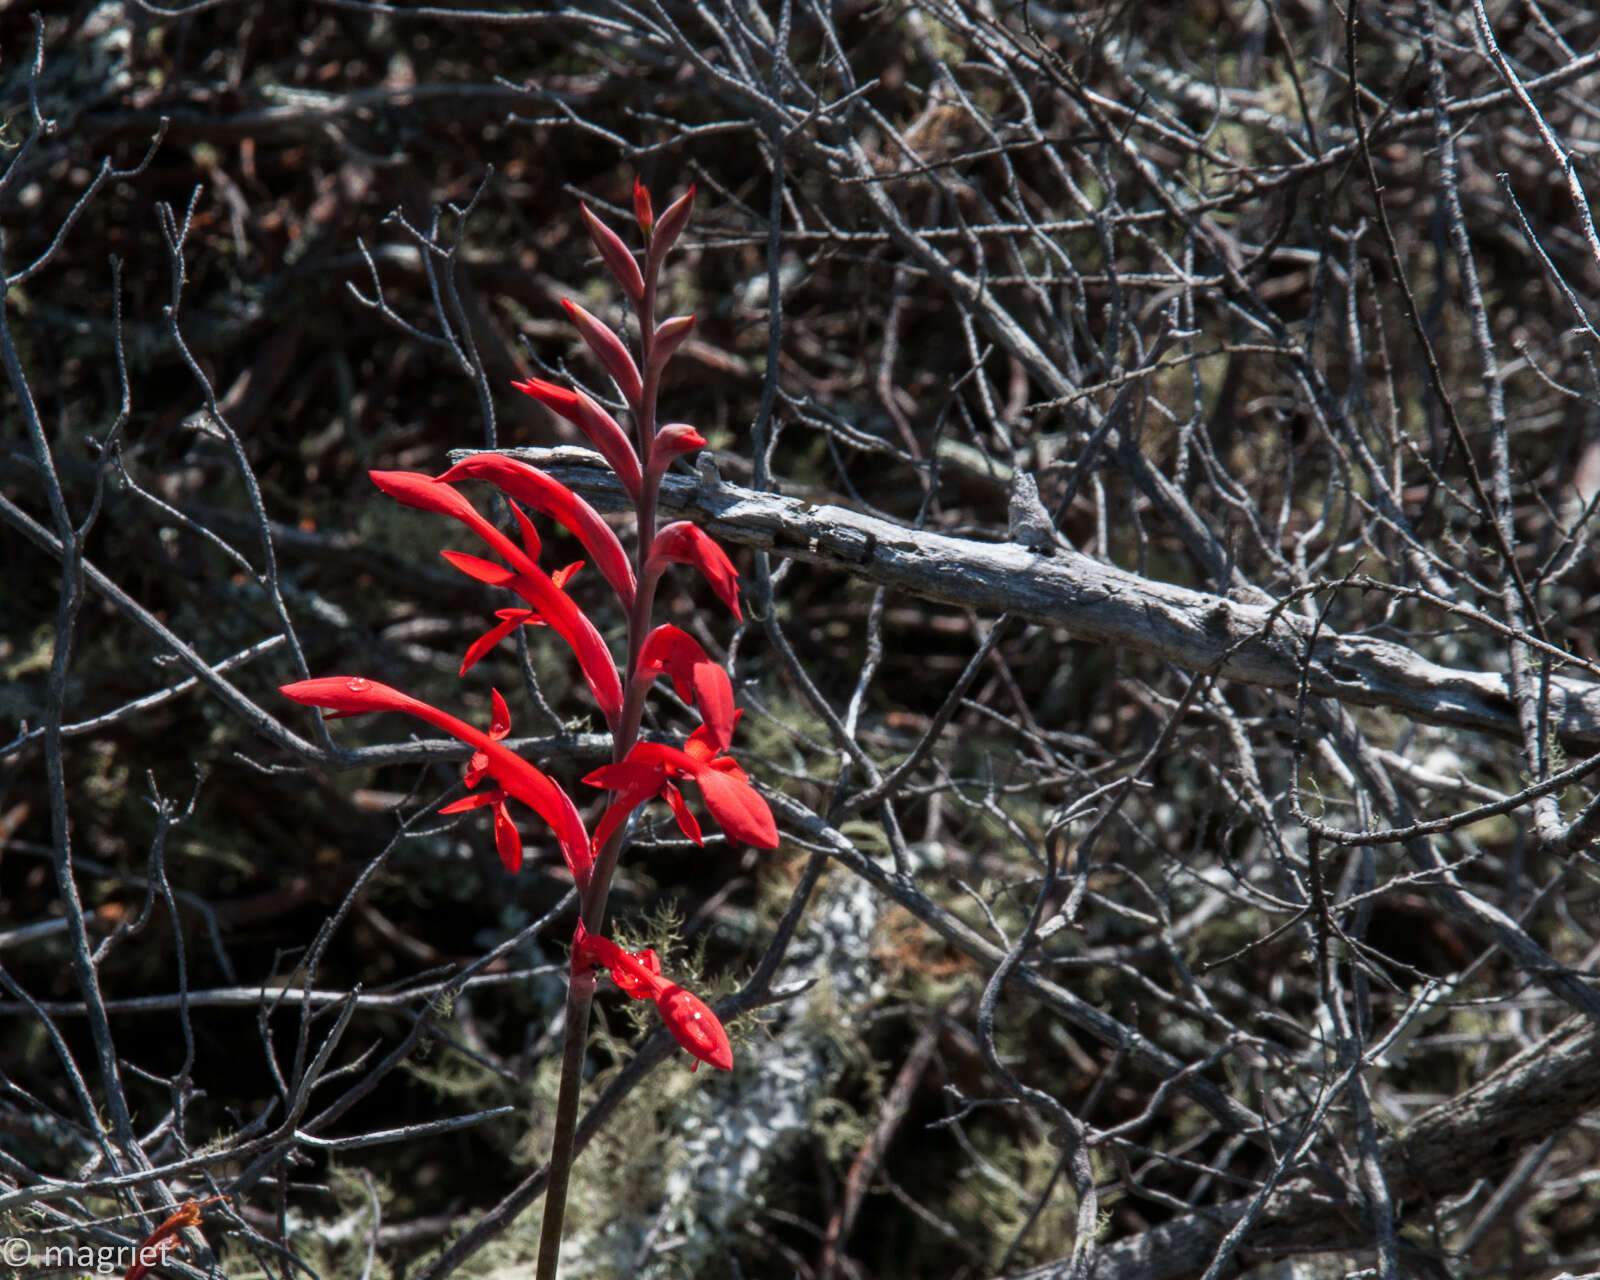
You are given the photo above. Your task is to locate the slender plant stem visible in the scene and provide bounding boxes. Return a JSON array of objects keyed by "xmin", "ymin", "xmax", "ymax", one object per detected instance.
[{"xmin": 532, "ymin": 973, "xmax": 595, "ymax": 1280}]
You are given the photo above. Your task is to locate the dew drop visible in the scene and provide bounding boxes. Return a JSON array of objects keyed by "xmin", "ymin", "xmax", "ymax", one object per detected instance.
[
  {"xmin": 346, "ymin": 678, "xmax": 372, "ymax": 692},
  {"xmin": 692, "ymin": 1012, "xmax": 702, "ymax": 1020}
]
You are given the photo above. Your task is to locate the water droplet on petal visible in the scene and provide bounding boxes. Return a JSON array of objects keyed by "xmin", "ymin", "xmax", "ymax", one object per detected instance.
[{"xmin": 346, "ymin": 678, "xmax": 371, "ymax": 692}]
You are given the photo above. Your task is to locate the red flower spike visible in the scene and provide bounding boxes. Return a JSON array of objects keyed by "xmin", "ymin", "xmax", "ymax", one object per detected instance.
[
  {"xmin": 510, "ymin": 377, "xmax": 643, "ymax": 503},
  {"xmin": 439, "ymin": 452, "xmax": 635, "ymax": 606},
  {"xmin": 646, "ymin": 521, "xmax": 742, "ymax": 619},
  {"xmin": 633, "ymin": 177, "xmax": 654, "ymax": 237},
  {"xmin": 561, "ymin": 298, "xmax": 644, "ymax": 408},
  {"xmin": 572, "ymin": 921, "xmax": 733, "ymax": 1072},
  {"xmin": 648, "ymin": 314, "xmax": 695, "ymax": 378},
  {"xmin": 281, "ymin": 676, "xmax": 594, "ymax": 888},
  {"xmin": 647, "ymin": 422, "xmax": 706, "ymax": 492},
  {"xmin": 646, "ymin": 185, "xmax": 695, "ymax": 281},
  {"xmin": 580, "ymin": 201, "xmax": 645, "ymax": 302},
  {"xmin": 634, "ymin": 624, "xmax": 735, "ymax": 751}
]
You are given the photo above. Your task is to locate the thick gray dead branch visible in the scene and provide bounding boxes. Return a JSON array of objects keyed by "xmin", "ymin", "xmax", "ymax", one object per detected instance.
[{"xmin": 458, "ymin": 448, "xmax": 1600, "ymax": 751}]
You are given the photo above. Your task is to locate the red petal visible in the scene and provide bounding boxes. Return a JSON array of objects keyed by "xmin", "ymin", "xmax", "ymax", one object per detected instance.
[
  {"xmin": 695, "ymin": 766, "xmax": 778, "ymax": 848},
  {"xmin": 647, "ymin": 522, "xmax": 741, "ymax": 619},
  {"xmin": 440, "ymin": 549, "xmax": 515, "ymax": 585},
  {"xmin": 692, "ymin": 665, "xmax": 736, "ymax": 752},
  {"xmin": 589, "ymin": 786, "xmax": 653, "ymax": 852},
  {"xmin": 280, "ymin": 676, "xmax": 416, "ymax": 716},
  {"xmin": 683, "ymin": 723, "xmax": 719, "ymax": 764},
  {"xmin": 281, "ymin": 678, "xmax": 593, "ymax": 885},
  {"xmin": 663, "ymin": 782, "xmax": 703, "ymax": 845},
  {"xmin": 493, "ymin": 798, "xmax": 523, "ymax": 873},
  {"xmin": 562, "ymin": 298, "xmax": 643, "ymax": 406},
  {"xmin": 372, "ymin": 471, "xmax": 548, "ymax": 589},
  {"xmin": 439, "ymin": 453, "xmax": 636, "ymax": 605},
  {"xmin": 459, "ymin": 613, "xmax": 526, "ymax": 677},
  {"xmin": 510, "ymin": 503, "xmax": 542, "ymax": 563},
  {"xmin": 439, "ymin": 790, "xmax": 499, "ymax": 814},
  {"xmin": 488, "ymin": 689, "xmax": 511, "ymax": 740},
  {"xmin": 607, "ymin": 741, "xmax": 681, "ymax": 776},
  {"xmin": 370, "ymin": 469, "xmax": 488, "ymax": 528},
  {"xmin": 581, "ymin": 201, "xmax": 645, "ymax": 301},
  {"xmin": 510, "ymin": 377, "xmax": 643, "ymax": 502},
  {"xmin": 583, "ymin": 758, "xmax": 669, "ymax": 791},
  {"xmin": 463, "ymin": 749, "xmax": 490, "ymax": 788},
  {"xmin": 610, "ymin": 947, "xmax": 657, "ymax": 998}
]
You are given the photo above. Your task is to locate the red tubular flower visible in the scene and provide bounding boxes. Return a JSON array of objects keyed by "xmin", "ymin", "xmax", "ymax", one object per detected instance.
[
  {"xmin": 584, "ymin": 715, "xmax": 778, "ymax": 851},
  {"xmin": 580, "ymin": 201, "xmax": 645, "ymax": 302},
  {"xmin": 438, "ymin": 452, "xmax": 635, "ymax": 607},
  {"xmin": 370, "ymin": 469, "xmax": 623, "ymax": 723},
  {"xmin": 646, "ymin": 422, "xmax": 706, "ymax": 492},
  {"xmin": 646, "ymin": 521, "xmax": 742, "ymax": 619},
  {"xmin": 511, "ymin": 376, "xmax": 643, "ymax": 503},
  {"xmin": 561, "ymin": 298, "xmax": 644, "ymax": 408},
  {"xmin": 572, "ymin": 920, "xmax": 733, "ymax": 1072},
  {"xmin": 633, "ymin": 624, "xmax": 734, "ymax": 750},
  {"xmin": 280, "ymin": 676, "xmax": 594, "ymax": 889}
]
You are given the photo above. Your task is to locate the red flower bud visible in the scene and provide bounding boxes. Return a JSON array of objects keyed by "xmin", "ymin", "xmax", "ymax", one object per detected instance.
[{"xmin": 581, "ymin": 202, "xmax": 645, "ymax": 302}]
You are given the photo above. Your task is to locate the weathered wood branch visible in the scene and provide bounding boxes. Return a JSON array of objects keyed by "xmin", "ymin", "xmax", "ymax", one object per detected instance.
[{"xmin": 458, "ymin": 448, "xmax": 1600, "ymax": 751}]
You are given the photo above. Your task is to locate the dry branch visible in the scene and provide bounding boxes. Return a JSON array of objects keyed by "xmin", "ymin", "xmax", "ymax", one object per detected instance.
[{"xmin": 473, "ymin": 447, "xmax": 1600, "ymax": 753}]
